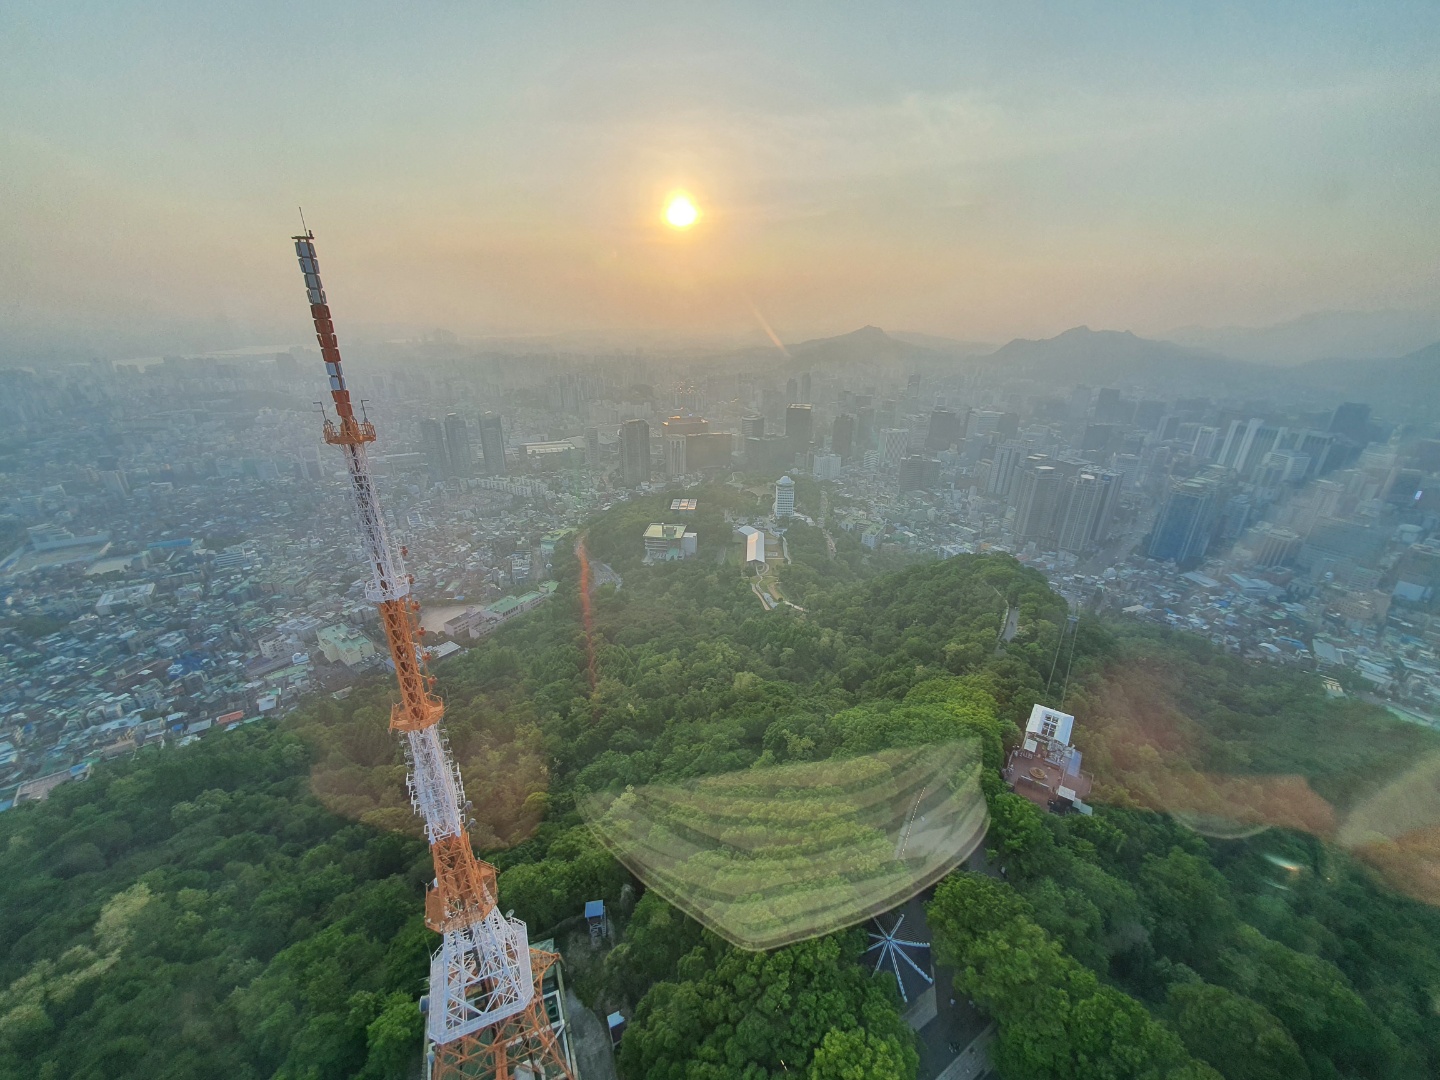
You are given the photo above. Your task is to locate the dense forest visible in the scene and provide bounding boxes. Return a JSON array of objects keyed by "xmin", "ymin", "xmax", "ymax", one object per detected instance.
[{"xmin": 2, "ymin": 484, "xmax": 1439, "ymax": 1080}]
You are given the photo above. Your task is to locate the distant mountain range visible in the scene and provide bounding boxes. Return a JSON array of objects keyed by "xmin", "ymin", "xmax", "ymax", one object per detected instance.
[
  {"xmin": 1165, "ymin": 309, "xmax": 1440, "ymax": 366},
  {"xmin": 775, "ymin": 324, "xmax": 1440, "ymax": 419}
]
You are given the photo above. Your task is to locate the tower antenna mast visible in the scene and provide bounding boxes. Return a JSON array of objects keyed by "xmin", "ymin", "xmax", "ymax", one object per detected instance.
[{"xmin": 290, "ymin": 230, "xmax": 570, "ymax": 1079}]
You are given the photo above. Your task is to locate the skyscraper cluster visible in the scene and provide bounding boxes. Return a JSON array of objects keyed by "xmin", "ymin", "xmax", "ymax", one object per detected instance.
[{"xmin": 420, "ymin": 413, "xmax": 478, "ymax": 481}]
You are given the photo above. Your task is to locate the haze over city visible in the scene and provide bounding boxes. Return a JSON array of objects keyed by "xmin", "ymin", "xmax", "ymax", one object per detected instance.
[
  {"xmin": 6, "ymin": 5, "xmax": 1440, "ymax": 1080},
  {"xmin": 4, "ymin": 1, "xmax": 1440, "ymax": 360}
]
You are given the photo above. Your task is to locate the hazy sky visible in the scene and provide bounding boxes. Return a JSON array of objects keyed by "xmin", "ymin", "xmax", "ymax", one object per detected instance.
[{"xmin": 3, "ymin": 1, "xmax": 1439, "ymax": 357}]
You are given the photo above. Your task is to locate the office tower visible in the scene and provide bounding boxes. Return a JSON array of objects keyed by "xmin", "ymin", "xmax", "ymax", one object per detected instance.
[
  {"xmin": 785, "ymin": 404, "xmax": 814, "ymax": 446},
  {"xmin": 813, "ymin": 452, "xmax": 842, "ymax": 481},
  {"xmin": 1113, "ymin": 453, "xmax": 1141, "ymax": 490},
  {"xmin": 1192, "ymin": 426, "xmax": 1220, "ymax": 461},
  {"xmin": 877, "ymin": 398, "xmax": 897, "ymax": 433},
  {"xmin": 856, "ymin": 407, "xmax": 876, "ymax": 451},
  {"xmin": 478, "ymin": 411, "xmax": 507, "ymax": 475},
  {"xmin": 774, "ymin": 474, "xmax": 795, "ymax": 517},
  {"xmin": 1013, "ymin": 461, "xmax": 1063, "ymax": 544},
  {"xmin": 1094, "ymin": 388, "xmax": 1126, "ymax": 423},
  {"xmin": 685, "ymin": 432, "xmax": 733, "ymax": 470},
  {"xmin": 1329, "ymin": 402, "xmax": 1371, "ymax": 443},
  {"xmin": 443, "ymin": 413, "xmax": 472, "ymax": 475},
  {"xmin": 898, "ymin": 455, "xmax": 939, "ymax": 493},
  {"xmin": 926, "ymin": 407, "xmax": 960, "ymax": 451},
  {"xmin": 1148, "ymin": 478, "xmax": 1219, "ymax": 562},
  {"xmin": 786, "ymin": 377, "xmax": 799, "ymax": 403},
  {"xmin": 906, "ymin": 372, "xmax": 921, "ymax": 396},
  {"xmin": 1245, "ymin": 521, "xmax": 1303, "ymax": 568},
  {"xmin": 1218, "ymin": 419, "xmax": 1286, "ymax": 479},
  {"xmin": 969, "ymin": 409, "xmax": 1003, "ymax": 437},
  {"xmin": 800, "ymin": 371, "xmax": 811, "ymax": 404},
  {"xmin": 1294, "ymin": 429, "xmax": 1339, "ymax": 476},
  {"xmin": 1057, "ymin": 472, "xmax": 1107, "ymax": 554},
  {"xmin": 741, "ymin": 414, "xmax": 766, "ymax": 439},
  {"xmin": 420, "ymin": 417, "xmax": 450, "ymax": 481},
  {"xmin": 1089, "ymin": 471, "xmax": 1121, "ymax": 546},
  {"xmin": 879, "ymin": 428, "xmax": 910, "ymax": 468},
  {"xmin": 665, "ymin": 434, "xmax": 687, "ymax": 477},
  {"xmin": 831, "ymin": 414, "xmax": 855, "ymax": 460},
  {"xmin": 620, "ymin": 418, "xmax": 651, "ymax": 486},
  {"xmin": 986, "ymin": 442, "xmax": 1027, "ymax": 498}
]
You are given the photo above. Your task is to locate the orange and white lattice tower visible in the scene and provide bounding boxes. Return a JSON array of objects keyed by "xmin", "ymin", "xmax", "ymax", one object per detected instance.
[{"xmin": 291, "ymin": 230, "xmax": 572, "ymax": 1080}]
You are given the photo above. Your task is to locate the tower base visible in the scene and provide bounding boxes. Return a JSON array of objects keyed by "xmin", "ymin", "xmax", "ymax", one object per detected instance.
[{"xmin": 431, "ymin": 951, "xmax": 573, "ymax": 1080}]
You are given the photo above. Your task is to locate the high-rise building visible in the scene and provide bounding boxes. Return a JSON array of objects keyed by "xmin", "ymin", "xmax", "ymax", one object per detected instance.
[
  {"xmin": 1057, "ymin": 472, "xmax": 1106, "ymax": 554},
  {"xmin": 1329, "ymin": 402, "xmax": 1371, "ymax": 444},
  {"xmin": 1094, "ymin": 388, "xmax": 1128, "ymax": 424},
  {"xmin": 1013, "ymin": 463, "xmax": 1063, "ymax": 544},
  {"xmin": 620, "ymin": 418, "xmax": 651, "ymax": 486},
  {"xmin": 1192, "ymin": 426, "xmax": 1220, "ymax": 461},
  {"xmin": 969, "ymin": 409, "xmax": 1004, "ymax": 437},
  {"xmin": 1113, "ymin": 453, "xmax": 1141, "ymax": 491},
  {"xmin": 786, "ymin": 377, "xmax": 799, "ymax": 403},
  {"xmin": 879, "ymin": 428, "xmax": 910, "ymax": 468},
  {"xmin": 1148, "ymin": 478, "xmax": 1219, "ymax": 563},
  {"xmin": 877, "ymin": 399, "xmax": 898, "ymax": 433},
  {"xmin": 478, "ymin": 412, "xmax": 507, "ymax": 475},
  {"xmin": 926, "ymin": 407, "xmax": 960, "ymax": 451},
  {"xmin": 444, "ymin": 413, "xmax": 472, "ymax": 475},
  {"xmin": 856, "ymin": 407, "xmax": 876, "ymax": 451},
  {"xmin": 686, "ymin": 431, "xmax": 733, "ymax": 470},
  {"xmin": 1217, "ymin": 418, "xmax": 1287, "ymax": 479},
  {"xmin": 785, "ymin": 404, "xmax": 813, "ymax": 447},
  {"xmin": 420, "ymin": 417, "xmax": 449, "ymax": 481},
  {"xmin": 665, "ymin": 434, "xmax": 687, "ymax": 477},
  {"xmin": 1089, "ymin": 471, "xmax": 1121, "ymax": 547},
  {"xmin": 741, "ymin": 414, "xmax": 766, "ymax": 439},
  {"xmin": 800, "ymin": 371, "xmax": 812, "ymax": 404},
  {"xmin": 774, "ymin": 474, "xmax": 796, "ymax": 517},
  {"xmin": 898, "ymin": 455, "xmax": 939, "ymax": 493},
  {"xmin": 831, "ymin": 414, "xmax": 854, "ymax": 460},
  {"xmin": 986, "ymin": 442, "xmax": 1027, "ymax": 498},
  {"xmin": 813, "ymin": 452, "xmax": 842, "ymax": 481}
]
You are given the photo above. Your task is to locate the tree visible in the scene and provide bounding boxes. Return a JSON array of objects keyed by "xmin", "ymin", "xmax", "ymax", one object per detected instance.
[
  {"xmin": 619, "ymin": 933, "xmax": 917, "ymax": 1080},
  {"xmin": 1167, "ymin": 981, "xmax": 1309, "ymax": 1080},
  {"xmin": 807, "ymin": 1027, "xmax": 910, "ymax": 1080},
  {"xmin": 1137, "ymin": 848, "xmax": 1238, "ymax": 968}
]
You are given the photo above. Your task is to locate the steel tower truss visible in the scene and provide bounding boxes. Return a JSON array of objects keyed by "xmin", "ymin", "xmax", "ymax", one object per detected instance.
[{"xmin": 291, "ymin": 232, "xmax": 570, "ymax": 1080}]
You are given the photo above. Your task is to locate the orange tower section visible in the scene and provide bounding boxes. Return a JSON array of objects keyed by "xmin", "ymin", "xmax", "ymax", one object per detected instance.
[{"xmin": 291, "ymin": 231, "xmax": 571, "ymax": 1080}]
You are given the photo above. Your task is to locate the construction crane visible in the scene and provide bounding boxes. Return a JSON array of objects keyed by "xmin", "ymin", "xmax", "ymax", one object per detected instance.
[{"xmin": 290, "ymin": 230, "xmax": 571, "ymax": 1080}]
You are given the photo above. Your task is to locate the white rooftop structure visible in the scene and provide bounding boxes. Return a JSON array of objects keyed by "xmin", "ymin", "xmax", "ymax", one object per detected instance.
[
  {"xmin": 1025, "ymin": 704, "xmax": 1075, "ymax": 746},
  {"xmin": 737, "ymin": 525, "xmax": 766, "ymax": 564}
]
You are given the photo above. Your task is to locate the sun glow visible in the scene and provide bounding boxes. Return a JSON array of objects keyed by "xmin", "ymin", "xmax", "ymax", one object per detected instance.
[{"xmin": 665, "ymin": 194, "xmax": 699, "ymax": 229}]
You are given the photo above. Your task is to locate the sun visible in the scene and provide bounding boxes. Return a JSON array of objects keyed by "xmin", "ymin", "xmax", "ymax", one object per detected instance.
[{"xmin": 664, "ymin": 193, "xmax": 699, "ymax": 229}]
